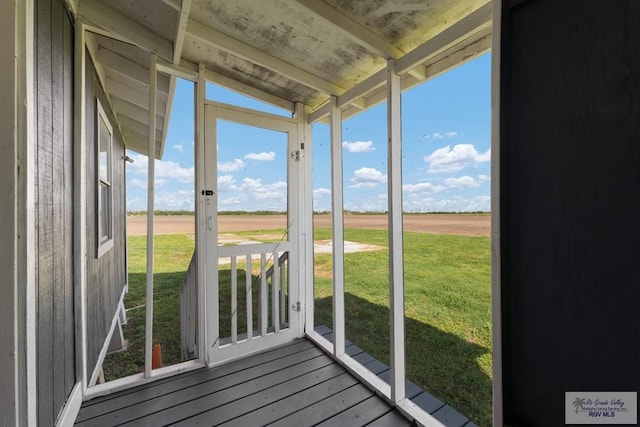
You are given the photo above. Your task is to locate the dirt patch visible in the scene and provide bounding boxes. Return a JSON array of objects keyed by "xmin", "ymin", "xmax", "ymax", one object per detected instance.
[
  {"xmin": 127, "ymin": 214, "xmax": 490, "ymax": 237},
  {"xmin": 313, "ymin": 239, "xmax": 385, "ymax": 254}
]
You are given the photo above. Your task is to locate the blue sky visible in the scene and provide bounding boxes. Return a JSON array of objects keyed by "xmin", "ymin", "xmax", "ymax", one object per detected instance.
[{"xmin": 126, "ymin": 52, "xmax": 491, "ymax": 213}]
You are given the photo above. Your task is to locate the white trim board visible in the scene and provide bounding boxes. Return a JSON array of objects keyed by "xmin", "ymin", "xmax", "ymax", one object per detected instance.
[
  {"xmin": 73, "ymin": 21, "xmax": 88, "ymax": 395},
  {"xmin": 54, "ymin": 382, "xmax": 82, "ymax": 427},
  {"xmin": 4, "ymin": 0, "xmax": 38, "ymax": 424}
]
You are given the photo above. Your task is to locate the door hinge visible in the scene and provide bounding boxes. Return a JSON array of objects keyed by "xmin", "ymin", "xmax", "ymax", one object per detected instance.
[
  {"xmin": 291, "ymin": 150, "xmax": 301, "ymax": 162},
  {"xmin": 292, "ymin": 301, "xmax": 304, "ymax": 312}
]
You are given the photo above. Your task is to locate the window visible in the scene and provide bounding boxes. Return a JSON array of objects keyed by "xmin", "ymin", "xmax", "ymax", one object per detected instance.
[{"xmin": 97, "ymin": 99, "xmax": 113, "ymax": 256}]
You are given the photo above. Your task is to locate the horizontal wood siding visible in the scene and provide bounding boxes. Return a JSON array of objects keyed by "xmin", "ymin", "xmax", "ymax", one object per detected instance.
[
  {"xmin": 501, "ymin": 1, "xmax": 640, "ymax": 425},
  {"xmin": 35, "ymin": 0, "xmax": 76, "ymax": 424},
  {"xmin": 85, "ymin": 52, "xmax": 128, "ymax": 379}
]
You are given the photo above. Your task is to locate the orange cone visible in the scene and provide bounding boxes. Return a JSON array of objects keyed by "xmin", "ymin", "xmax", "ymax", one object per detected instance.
[{"xmin": 152, "ymin": 343, "xmax": 162, "ymax": 369}]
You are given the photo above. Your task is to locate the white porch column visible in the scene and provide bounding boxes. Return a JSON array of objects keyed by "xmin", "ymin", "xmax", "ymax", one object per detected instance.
[
  {"xmin": 329, "ymin": 96, "xmax": 346, "ymax": 357},
  {"xmin": 73, "ymin": 21, "xmax": 87, "ymax": 393},
  {"xmin": 2, "ymin": 0, "xmax": 36, "ymax": 422},
  {"xmin": 145, "ymin": 53, "xmax": 157, "ymax": 378},
  {"xmin": 386, "ymin": 59, "xmax": 406, "ymax": 402},
  {"xmin": 196, "ymin": 63, "xmax": 208, "ymax": 364},
  {"xmin": 296, "ymin": 102, "xmax": 314, "ymax": 336}
]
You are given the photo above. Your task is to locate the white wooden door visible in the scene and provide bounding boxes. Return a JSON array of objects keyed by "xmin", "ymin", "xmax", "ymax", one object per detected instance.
[{"xmin": 203, "ymin": 101, "xmax": 301, "ymax": 365}]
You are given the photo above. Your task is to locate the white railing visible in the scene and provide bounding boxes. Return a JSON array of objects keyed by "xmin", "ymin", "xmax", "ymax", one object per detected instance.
[{"xmin": 217, "ymin": 242, "xmax": 290, "ymax": 347}]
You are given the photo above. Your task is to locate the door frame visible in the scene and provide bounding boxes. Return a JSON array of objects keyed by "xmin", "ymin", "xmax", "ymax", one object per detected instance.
[{"xmin": 201, "ymin": 101, "xmax": 302, "ymax": 366}]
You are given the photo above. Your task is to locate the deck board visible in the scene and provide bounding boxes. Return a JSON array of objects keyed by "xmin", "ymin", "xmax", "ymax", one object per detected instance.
[
  {"xmin": 76, "ymin": 336, "xmax": 456, "ymax": 426},
  {"xmin": 217, "ymin": 373, "xmax": 360, "ymax": 426},
  {"xmin": 77, "ymin": 340, "xmax": 317, "ymax": 422},
  {"xmin": 77, "ymin": 338, "xmax": 414, "ymax": 426},
  {"xmin": 315, "ymin": 395, "xmax": 394, "ymax": 427},
  {"xmin": 125, "ymin": 356, "xmax": 339, "ymax": 426},
  {"xmin": 267, "ymin": 383, "xmax": 374, "ymax": 427}
]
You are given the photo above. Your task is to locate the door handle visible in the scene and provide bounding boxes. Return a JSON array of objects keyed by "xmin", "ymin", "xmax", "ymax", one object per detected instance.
[{"xmin": 208, "ymin": 216, "xmax": 213, "ymax": 231}]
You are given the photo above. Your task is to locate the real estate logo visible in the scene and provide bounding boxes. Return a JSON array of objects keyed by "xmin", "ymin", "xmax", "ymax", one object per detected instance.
[{"xmin": 566, "ymin": 392, "xmax": 637, "ymax": 424}]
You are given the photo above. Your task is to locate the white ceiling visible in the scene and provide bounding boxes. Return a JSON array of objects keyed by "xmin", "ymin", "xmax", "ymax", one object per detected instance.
[{"xmin": 70, "ymin": 0, "xmax": 492, "ymax": 158}]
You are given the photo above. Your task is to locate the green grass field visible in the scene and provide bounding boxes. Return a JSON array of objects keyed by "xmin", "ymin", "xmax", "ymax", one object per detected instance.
[{"xmin": 103, "ymin": 228, "xmax": 491, "ymax": 426}]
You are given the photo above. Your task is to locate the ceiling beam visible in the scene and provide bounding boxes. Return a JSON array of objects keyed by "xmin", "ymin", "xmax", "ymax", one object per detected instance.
[
  {"xmin": 96, "ymin": 47, "xmax": 170, "ymax": 91},
  {"xmin": 160, "ymin": 0, "xmax": 181, "ymax": 12},
  {"xmin": 180, "ymin": 59, "xmax": 295, "ymax": 113},
  {"xmin": 118, "ymin": 114, "xmax": 155, "ymax": 138},
  {"xmin": 186, "ymin": 18, "xmax": 346, "ymax": 95},
  {"xmin": 293, "ymin": 0, "xmax": 404, "ymax": 60},
  {"xmin": 158, "ymin": 0, "xmax": 193, "ymax": 161},
  {"xmin": 338, "ymin": 33, "xmax": 492, "ymax": 123},
  {"xmin": 105, "ymin": 78, "xmax": 167, "ymax": 112},
  {"xmin": 78, "ymin": 0, "xmax": 173, "ymax": 62},
  {"xmin": 173, "ymin": 0, "xmax": 192, "ymax": 63},
  {"xmin": 111, "ymin": 96, "xmax": 165, "ymax": 130},
  {"xmin": 309, "ymin": 4, "xmax": 492, "ymax": 123},
  {"xmin": 122, "ymin": 128, "xmax": 162, "ymax": 146},
  {"xmin": 396, "ymin": 2, "xmax": 492, "ymax": 75}
]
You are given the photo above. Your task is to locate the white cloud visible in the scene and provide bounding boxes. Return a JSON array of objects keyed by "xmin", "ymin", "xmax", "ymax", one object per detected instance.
[
  {"xmin": 313, "ymin": 188, "xmax": 331, "ymax": 211},
  {"xmin": 172, "ymin": 144, "xmax": 183, "ymax": 153},
  {"xmin": 216, "ymin": 175, "xmax": 288, "ymax": 210},
  {"xmin": 217, "ymin": 175, "xmax": 237, "ymax": 192},
  {"xmin": 343, "ymin": 140, "xmax": 375, "ymax": 153},
  {"xmin": 218, "ymin": 158, "xmax": 245, "ymax": 173},
  {"xmin": 313, "ymin": 188, "xmax": 331, "ymax": 197},
  {"xmin": 344, "ymin": 196, "xmax": 388, "ymax": 212},
  {"xmin": 350, "ymin": 167, "xmax": 387, "ymax": 188},
  {"xmin": 244, "ymin": 151, "xmax": 276, "ymax": 161},
  {"xmin": 130, "ymin": 178, "xmax": 148, "ymax": 189},
  {"xmin": 423, "ymin": 131, "xmax": 458, "ymax": 140},
  {"xmin": 403, "ymin": 195, "xmax": 490, "ymax": 213},
  {"xmin": 425, "ymin": 144, "xmax": 490, "ymax": 174},
  {"xmin": 402, "ymin": 182, "xmax": 445, "ymax": 194},
  {"xmin": 154, "ymin": 190, "xmax": 195, "ymax": 211},
  {"xmin": 444, "ymin": 176, "xmax": 480, "ymax": 188},
  {"xmin": 126, "ymin": 153, "xmax": 194, "ymax": 184},
  {"xmin": 478, "ymin": 174, "xmax": 490, "ymax": 183}
]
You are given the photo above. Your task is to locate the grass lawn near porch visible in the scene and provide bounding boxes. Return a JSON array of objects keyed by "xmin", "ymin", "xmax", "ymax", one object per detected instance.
[{"xmin": 102, "ymin": 228, "xmax": 491, "ymax": 426}]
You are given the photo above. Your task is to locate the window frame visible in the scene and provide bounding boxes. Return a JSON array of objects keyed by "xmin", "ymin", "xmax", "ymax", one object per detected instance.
[{"xmin": 96, "ymin": 98, "xmax": 114, "ymax": 257}]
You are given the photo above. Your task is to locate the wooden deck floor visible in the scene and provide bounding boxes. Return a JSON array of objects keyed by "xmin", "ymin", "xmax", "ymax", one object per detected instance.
[
  {"xmin": 75, "ymin": 338, "xmax": 412, "ymax": 426},
  {"xmin": 76, "ymin": 331, "xmax": 476, "ymax": 427}
]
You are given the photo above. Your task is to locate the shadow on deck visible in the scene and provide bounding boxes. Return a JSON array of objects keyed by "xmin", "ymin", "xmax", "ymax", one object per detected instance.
[
  {"xmin": 76, "ymin": 329, "xmax": 480, "ymax": 426},
  {"xmin": 75, "ymin": 338, "xmax": 413, "ymax": 426}
]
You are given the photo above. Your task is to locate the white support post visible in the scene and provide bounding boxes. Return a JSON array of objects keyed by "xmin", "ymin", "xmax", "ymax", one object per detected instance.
[
  {"xmin": 295, "ymin": 102, "xmax": 313, "ymax": 336},
  {"xmin": 73, "ymin": 21, "xmax": 88, "ymax": 394},
  {"xmin": 196, "ymin": 64, "xmax": 207, "ymax": 363},
  {"xmin": 329, "ymin": 96, "xmax": 346, "ymax": 357},
  {"xmin": 245, "ymin": 254, "xmax": 253, "ymax": 339},
  {"xmin": 279, "ymin": 257, "xmax": 285, "ymax": 326},
  {"xmin": 4, "ymin": 0, "xmax": 36, "ymax": 422},
  {"xmin": 144, "ymin": 53, "xmax": 157, "ymax": 378},
  {"xmin": 260, "ymin": 253, "xmax": 268, "ymax": 336},
  {"xmin": 231, "ymin": 256, "xmax": 237, "ymax": 343},
  {"xmin": 386, "ymin": 59, "xmax": 406, "ymax": 402},
  {"xmin": 272, "ymin": 252, "xmax": 280, "ymax": 332},
  {"xmin": 491, "ymin": 1, "xmax": 504, "ymax": 425}
]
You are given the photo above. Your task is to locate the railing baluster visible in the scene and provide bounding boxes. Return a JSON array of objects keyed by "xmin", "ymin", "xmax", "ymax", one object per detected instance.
[
  {"xmin": 279, "ymin": 255, "xmax": 285, "ymax": 326},
  {"xmin": 246, "ymin": 254, "xmax": 252, "ymax": 340},
  {"xmin": 272, "ymin": 252, "xmax": 280, "ymax": 332},
  {"xmin": 231, "ymin": 256, "xmax": 237, "ymax": 344},
  {"xmin": 260, "ymin": 253, "xmax": 267, "ymax": 336}
]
